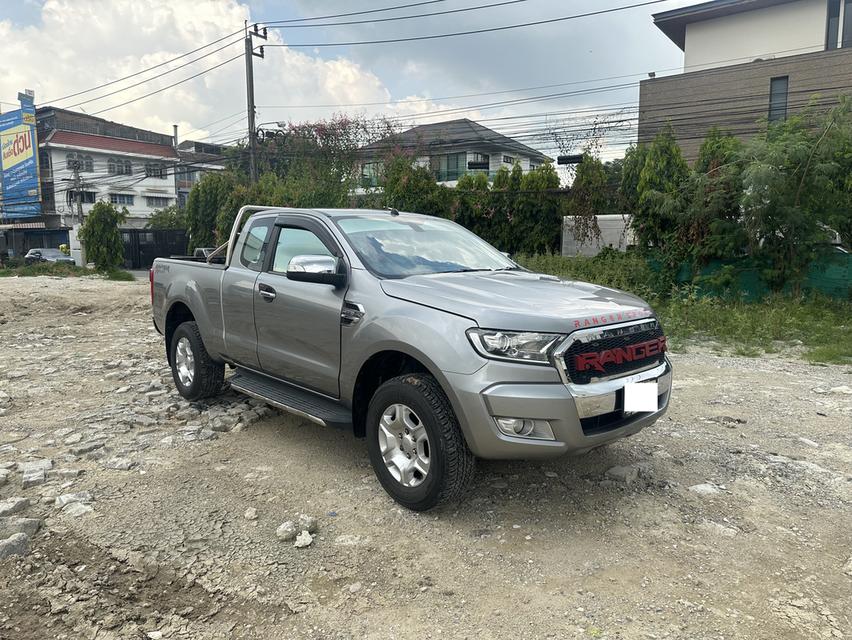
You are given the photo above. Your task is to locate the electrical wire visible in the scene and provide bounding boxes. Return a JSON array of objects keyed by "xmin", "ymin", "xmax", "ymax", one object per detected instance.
[
  {"xmin": 264, "ymin": 0, "xmax": 671, "ymax": 48},
  {"xmin": 42, "ymin": 27, "xmax": 248, "ymax": 105},
  {"xmin": 265, "ymin": 0, "xmax": 530, "ymax": 29}
]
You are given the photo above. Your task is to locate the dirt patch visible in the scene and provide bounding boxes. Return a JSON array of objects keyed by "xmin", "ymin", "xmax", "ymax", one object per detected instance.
[{"xmin": 0, "ymin": 276, "xmax": 850, "ymax": 639}]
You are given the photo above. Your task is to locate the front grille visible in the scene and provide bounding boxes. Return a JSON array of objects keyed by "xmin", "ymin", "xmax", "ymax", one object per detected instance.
[{"xmin": 559, "ymin": 320, "xmax": 665, "ymax": 384}]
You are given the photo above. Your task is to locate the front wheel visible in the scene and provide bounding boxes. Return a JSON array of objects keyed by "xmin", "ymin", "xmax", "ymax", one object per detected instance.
[
  {"xmin": 366, "ymin": 374, "xmax": 475, "ymax": 511},
  {"xmin": 169, "ymin": 321, "xmax": 224, "ymax": 401}
]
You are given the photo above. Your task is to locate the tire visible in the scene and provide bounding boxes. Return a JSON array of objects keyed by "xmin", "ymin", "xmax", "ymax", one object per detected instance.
[
  {"xmin": 366, "ymin": 374, "xmax": 475, "ymax": 511},
  {"xmin": 169, "ymin": 321, "xmax": 224, "ymax": 401}
]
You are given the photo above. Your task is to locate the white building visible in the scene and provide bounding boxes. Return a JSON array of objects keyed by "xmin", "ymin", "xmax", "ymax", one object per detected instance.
[
  {"xmin": 37, "ymin": 107, "xmax": 179, "ymax": 229},
  {"xmin": 358, "ymin": 118, "xmax": 552, "ymax": 188}
]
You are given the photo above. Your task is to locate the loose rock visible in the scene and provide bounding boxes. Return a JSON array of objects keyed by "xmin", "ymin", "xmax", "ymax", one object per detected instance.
[
  {"xmin": 276, "ymin": 521, "xmax": 298, "ymax": 541},
  {"xmin": 606, "ymin": 465, "xmax": 639, "ymax": 485},
  {"xmin": 294, "ymin": 531, "xmax": 314, "ymax": 548},
  {"xmin": 0, "ymin": 532, "xmax": 30, "ymax": 558},
  {"xmin": 689, "ymin": 483, "xmax": 722, "ymax": 496},
  {"xmin": 0, "ymin": 497, "xmax": 30, "ymax": 517}
]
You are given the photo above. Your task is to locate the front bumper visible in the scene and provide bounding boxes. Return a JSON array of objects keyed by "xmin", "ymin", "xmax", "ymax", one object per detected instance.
[{"xmin": 445, "ymin": 357, "xmax": 672, "ymax": 459}]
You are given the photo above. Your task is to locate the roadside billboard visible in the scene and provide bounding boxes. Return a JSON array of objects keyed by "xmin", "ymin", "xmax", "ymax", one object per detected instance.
[{"xmin": 0, "ymin": 92, "xmax": 41, "ymax": 219}]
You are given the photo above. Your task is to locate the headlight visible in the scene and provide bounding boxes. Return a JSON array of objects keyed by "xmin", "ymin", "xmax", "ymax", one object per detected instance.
[{"xmin": 466, "ymin": 329, "xmax": 562, "ymax": 364}]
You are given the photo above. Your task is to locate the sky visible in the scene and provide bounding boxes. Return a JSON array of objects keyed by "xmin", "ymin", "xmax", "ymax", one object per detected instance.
[{"xmin": 0, "ymin": 0, "xmax": 696, "ymax": 160}]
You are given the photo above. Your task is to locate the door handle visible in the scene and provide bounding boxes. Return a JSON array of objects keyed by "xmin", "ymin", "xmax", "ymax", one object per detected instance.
[{"xmin": 258, "ymin": 283, "xmax": 276, "ymax": 301}]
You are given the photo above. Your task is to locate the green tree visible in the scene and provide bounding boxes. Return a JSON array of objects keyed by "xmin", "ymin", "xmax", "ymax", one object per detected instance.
[
  {"xmin": 452, "ymin": 171, "xmax": 491, "ymax": 239},
  {"xmin": 739, "ymin": 110, "xmax": 838, "ymax": 292},
  {"xmin": 514, "ymin": 162, "xmax": 562, "ymax": 255},
  {"xmin": 185, "ymin": 172, "xmax": 238, "ymax": 251},
  {"xmin": 381, "ymin": 154, "xmax": 451, "ymax": 217},
  {"xmin": 79, "ymin": 200, "xmax": 126, "ymax": 270},
  {"xmin": 619, "ymin": 144, "xmax": 648, "ymax": 213},
  {"xmin": 146, "ymin": 204, "xmax": 187, "ymax": 229},
  {"xmin": 634, "ymin": 125, "xmax": 690, "ymax": 250},
  {"xmin": 565, "ymin": 153, "xmax": 608, "ymax": 245},
  {"xmin": 682, "ymin": 128, "xmax": 745, "ymax": 262}
]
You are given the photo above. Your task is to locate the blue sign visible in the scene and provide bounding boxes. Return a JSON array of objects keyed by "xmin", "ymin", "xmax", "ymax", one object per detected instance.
[{"xmin": 0, "ymin": 93, "xmax": 41, "ymax": 219}]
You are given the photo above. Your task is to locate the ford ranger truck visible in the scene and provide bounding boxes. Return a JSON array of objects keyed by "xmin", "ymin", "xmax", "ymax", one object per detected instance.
[{"xmin": 151, "ymin": 206, "xmax": 672, "ymax": 510}]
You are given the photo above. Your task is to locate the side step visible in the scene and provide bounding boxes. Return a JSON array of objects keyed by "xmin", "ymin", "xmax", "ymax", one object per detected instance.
[{"xmin": 229, "ymin": 368, "xmax": 352, "ymax": 429}]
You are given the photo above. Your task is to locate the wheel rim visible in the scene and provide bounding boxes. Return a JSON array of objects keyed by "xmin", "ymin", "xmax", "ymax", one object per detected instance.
[
  {"xmin": 175, "ymin": 337, "xmax": 195, "ymax": 387},
  {"xmin": 378, "ymin": 403, "xmax": 431, "ymax": 488}
]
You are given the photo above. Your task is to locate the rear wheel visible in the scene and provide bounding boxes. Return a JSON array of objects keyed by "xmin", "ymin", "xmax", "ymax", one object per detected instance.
[
  {"xmin": 366, "ymin": 374, "xmax": 475, "ymax": 511},
  {"xmin": 169, "ymin": 321, "xmax": 224, "ymax": 400}
]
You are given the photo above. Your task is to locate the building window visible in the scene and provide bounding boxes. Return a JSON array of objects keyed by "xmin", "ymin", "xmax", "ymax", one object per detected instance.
[
  {"xmin": 502, "ymin": 155, "xmax": 516, "ymax": 165},
  {"xmin": 843, "ymin": 0, "xmax": 852, "ymax": 47},
  {"xmin": 108, "ymin": 158, "xmax": 132, "ymax": 175},
  {"xmin": 530, "ymin": 161, "xmax": 540, "ymax": 171},
  {"xmin": 827, "ymin": 0, "xmax": 841, "ymax": 48},
  {"xmin": 768, "ymin": 76, "xmax": 789, "ymax": 122},
  {"xmin": 66, "ymin": 190, "xmax": 97, "ymax": 205},
  {"xmin": 145, "ymin": 162, "xmax": 166, "ymax": 178},
  {"xmin": 360, "ymin": 161, "xmax": 383, "ymax": 187},
  {"xmin": 146, "ymin": 196, "xmax": 171, "ymax": 208},
  {"xmin": 66, "ymin": 153, "xmax": 93, "ymax": 172},
  {"xmin": 429, "ymin": 152, "xmax": 466, "ymax": 181},
  {"xmin": 110, "ymin": 193, "xmax": 135, "ymax": 206},
  {"xmin": 468, "ymin": 152, "xmax": 490, "ymax": 172}
]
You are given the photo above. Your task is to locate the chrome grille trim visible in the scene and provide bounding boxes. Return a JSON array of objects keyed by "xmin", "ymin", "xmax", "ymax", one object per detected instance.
[{"xmin": 551, "ymin": 318, "xmax": 661, "ymax": 385}]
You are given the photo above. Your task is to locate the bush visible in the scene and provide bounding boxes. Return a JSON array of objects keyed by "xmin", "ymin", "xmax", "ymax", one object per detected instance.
[{"xmin": 78, "ymin": 201, "xmax": 126, "ymax": 270}]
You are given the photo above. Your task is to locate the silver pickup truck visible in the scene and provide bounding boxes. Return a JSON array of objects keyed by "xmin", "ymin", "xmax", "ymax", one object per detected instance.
[{"xmin": 152, "ymin": 206, "xmax": 672, "ymax": 510}]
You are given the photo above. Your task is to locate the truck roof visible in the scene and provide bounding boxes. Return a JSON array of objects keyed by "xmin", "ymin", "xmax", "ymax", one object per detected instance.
[{"xmin": 247, "ymin": 207, "xmax": 431, "ymax": 222}]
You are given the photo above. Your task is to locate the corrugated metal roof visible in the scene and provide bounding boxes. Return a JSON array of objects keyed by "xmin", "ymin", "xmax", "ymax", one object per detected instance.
[{"xmin": 44, "ymin": 130, "xmax": 178, "ymax": 158}]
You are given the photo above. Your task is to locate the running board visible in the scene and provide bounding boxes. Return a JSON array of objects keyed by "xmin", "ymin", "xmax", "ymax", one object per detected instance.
[{"xmin": 229, "ymin": 368, "xmax": 352, "ymax": 429}]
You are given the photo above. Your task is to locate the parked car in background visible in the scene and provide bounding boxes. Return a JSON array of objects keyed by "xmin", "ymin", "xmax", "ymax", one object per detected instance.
[{"xmin": 24, "ymin": 248, "xmax": 75, "ymax": 265}]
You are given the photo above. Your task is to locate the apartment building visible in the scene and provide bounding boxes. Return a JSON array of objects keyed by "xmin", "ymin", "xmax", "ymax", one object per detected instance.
[{"xmin": 638, "ymin": 0, "xmax": 852, "ymax": 161}]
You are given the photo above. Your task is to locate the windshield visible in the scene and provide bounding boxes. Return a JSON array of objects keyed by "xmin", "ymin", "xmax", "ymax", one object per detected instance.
[
  {"xmin": 335, "ymin": 215, "xmax": 517, "ymax": 278},
  {"xmin": 30, "ymin": 248, "xmax": 63, "ymax": 257}
]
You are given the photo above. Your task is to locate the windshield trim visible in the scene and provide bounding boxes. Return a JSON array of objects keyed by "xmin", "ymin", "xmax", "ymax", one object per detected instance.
[{"xmin": 330, "ymin": 214, "xmax": 518, "ymax": 280}]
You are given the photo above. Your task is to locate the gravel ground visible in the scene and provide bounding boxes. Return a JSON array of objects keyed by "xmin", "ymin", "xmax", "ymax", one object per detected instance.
[{"xmin": 0, "ymin": 275, "xmax": 850, "ymax": 640}]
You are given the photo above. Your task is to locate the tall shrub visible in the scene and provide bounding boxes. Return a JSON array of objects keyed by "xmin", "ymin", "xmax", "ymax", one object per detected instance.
[{"xmin": 79, "ymin": 201, "xmax": 126, "ymax": 270}]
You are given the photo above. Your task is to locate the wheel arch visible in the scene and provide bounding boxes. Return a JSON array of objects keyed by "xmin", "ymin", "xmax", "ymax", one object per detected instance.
[
  {"xmin": 164, "ymin": 301, "xmax": 195, "ymax": 365},
  {"xmin": 351, "ymin": 348, "xmax": 446, "ymax": 438}
]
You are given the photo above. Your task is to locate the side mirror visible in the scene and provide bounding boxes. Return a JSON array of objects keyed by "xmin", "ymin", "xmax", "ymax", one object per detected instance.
[{"xmin": 287, "ymin": 255, "xmax": 347, "ymax": 288}]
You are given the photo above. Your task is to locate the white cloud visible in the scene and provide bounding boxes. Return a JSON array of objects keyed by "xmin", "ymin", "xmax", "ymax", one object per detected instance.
[{"xmin": 0, "ymin": 0, "xmax": 455, "ymax": 142}]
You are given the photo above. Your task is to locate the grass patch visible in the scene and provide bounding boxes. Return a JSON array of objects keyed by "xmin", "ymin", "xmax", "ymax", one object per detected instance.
[
  {"xmin": 0, "ymin": 262, "xmax": 136, "ymax": 282},
  {"xmin": 102, "ymin": 268, "xmax": 136, "ymax": 281},
  {"xmin": 517, "ymin": 253, "xmax": 852, "ymax": 365},
  {"xmin": 0, "ymin": 262, "xmax": 90, "ymax": 278}
]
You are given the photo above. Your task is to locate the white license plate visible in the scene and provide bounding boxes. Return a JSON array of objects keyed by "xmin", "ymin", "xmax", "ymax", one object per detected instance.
[{"xmin": 623, "ymin": 381, "xmax": 659, "ymax": 412}]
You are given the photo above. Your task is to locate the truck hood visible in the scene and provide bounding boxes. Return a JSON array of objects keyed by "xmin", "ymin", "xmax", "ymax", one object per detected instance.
[{"xmin": 380, "ymin": 270, "xmax": 654, "ymax": 333}]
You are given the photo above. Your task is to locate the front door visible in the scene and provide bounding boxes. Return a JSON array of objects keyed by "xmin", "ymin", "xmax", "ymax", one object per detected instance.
[{"xmin": 254, "ymin": 220, "xmax": 346, "ymax": 397}]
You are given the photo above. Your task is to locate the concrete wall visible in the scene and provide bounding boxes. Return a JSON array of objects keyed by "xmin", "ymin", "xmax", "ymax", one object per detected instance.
[
  {"xmin": 562, "ymin": 215, "xmax": 636, "ymax": 257},
  {"xmin": 638, "ymin": 47, "xmax": 852, "ymax": 162},
  {"xmin": 684, "ymin": 0, "xmax": 827, "ymax": 70}
]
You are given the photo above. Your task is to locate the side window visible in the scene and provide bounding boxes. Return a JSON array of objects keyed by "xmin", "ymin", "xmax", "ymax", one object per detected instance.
[
  {"xmin": 239, "ymin": 220, "xmax": 272, "ymax": 271},
  {"xmin": 271, "ymin": 227, "xmax": 333, "ymax": 273}
]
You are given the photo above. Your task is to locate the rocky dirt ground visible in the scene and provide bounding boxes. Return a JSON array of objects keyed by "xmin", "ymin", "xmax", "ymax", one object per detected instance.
[{"xmin": 0, "ymin": 275, "xmax": 850, "ymax": 640}]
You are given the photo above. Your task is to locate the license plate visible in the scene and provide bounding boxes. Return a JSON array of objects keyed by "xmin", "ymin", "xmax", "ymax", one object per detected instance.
[{"xmin": 623, "ymin": 381, "xmax": 658, "ymax": 412}]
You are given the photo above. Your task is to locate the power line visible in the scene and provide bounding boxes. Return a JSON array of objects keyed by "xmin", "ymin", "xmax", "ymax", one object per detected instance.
[
  {"xmin": 265, "ymin": 0, "xmax": 530, "ymax": 29},
  {"xmin": 90, "ymin": 53, "xmax": 244, "ymax": 116},
  {"xmin": 64, "ymin": 38, "xmax": 244, "ymax": 110},
  {"xmin": 264, "ymin": 0, "xmax": 445, "ymax": 24},
  {"xmin": 256, "ymin": 42, "xmax": 835, "ymax": 111},
  {"xmin": 42, "ymin": 27, "xmax": 248, "ymax": 105},
  {"xmin": 264, "ymin": 0, "xmax": 670, "ymax": 48}
]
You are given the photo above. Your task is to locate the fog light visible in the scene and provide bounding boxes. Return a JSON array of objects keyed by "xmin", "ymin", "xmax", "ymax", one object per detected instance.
[{"xmin": 494, "ymin": 417, "xmax": 555, "ymax": 440}]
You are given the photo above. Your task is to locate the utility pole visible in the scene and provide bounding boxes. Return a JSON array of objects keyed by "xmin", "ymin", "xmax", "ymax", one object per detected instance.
[
  {"xmin": 244, "ymin": 23, "xmax": 267, "ymax": 183},
  {"xmin": 72, "ymin": 159, "xmax": 83, "ymax": 224}
]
